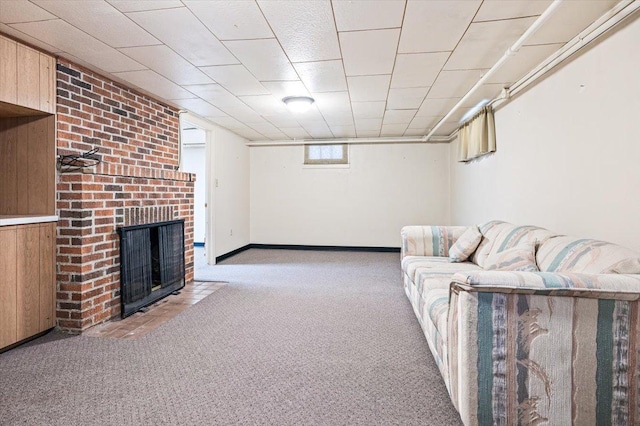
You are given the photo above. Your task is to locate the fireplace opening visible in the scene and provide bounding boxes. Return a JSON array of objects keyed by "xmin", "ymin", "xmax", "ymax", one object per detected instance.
[{"xmin": 118, "ymin": 219, "xmax": 185, "ymax": 318}]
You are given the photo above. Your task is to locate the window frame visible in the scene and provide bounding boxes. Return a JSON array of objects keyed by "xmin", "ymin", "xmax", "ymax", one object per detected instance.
[{"xmin": 303, "ymin": 144, "xmax": 349, "ymax": 165}]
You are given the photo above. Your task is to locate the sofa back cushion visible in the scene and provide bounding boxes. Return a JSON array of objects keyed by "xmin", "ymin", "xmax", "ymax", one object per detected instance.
[
  {"xmin": 484, "ymin": 241, "xmax": 539, "ymax": 272},
  {"xmin": 537, "ymin": 236, "xmax": 640, "ymax": 274},
  {"xmin": 473, "ymin": 221, "xmax": 556, "ymax": 268},
  {"xmin": 401, "ymin": 226, "xmax": 470, "ymax": 257},
  {"xmin": 449, "ymin": 225, "xmax": 482, "ymax": 262}
]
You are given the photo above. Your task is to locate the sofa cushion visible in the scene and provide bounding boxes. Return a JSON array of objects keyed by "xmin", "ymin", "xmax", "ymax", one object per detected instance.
[
  {"xmin": 473, "ymin": 221, "xmax": 556, "ymax": 268},
  {"xmin": 449, "ymin": 225, "xmax": 482, "ymax": 262},
  {"xmin": 484, "ymin": 241, "xmax": 539, "ymax": 272},
  {"xmin": 424, "ymin": 288, "xmax": 450, "ymax": 338},
  {"xmin": 414, "ymin": 265, "xmax": 479, "ymax": 297},
  {"xmin": 402, "ymin": 256, "xmax": 451, "ymax": 282},
  {"xmin": 537, "ymin": 236, "xmax": 640, "ymax": 274}
]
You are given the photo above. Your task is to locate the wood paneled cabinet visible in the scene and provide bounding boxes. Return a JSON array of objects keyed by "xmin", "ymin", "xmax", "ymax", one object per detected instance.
[
  {"xmin": 0, "ymin": 222, "xmax": 56, "ymax": 350},
  {"xmin": 0, "ymin": 34, "xmax": 55, "ymax": 115}
]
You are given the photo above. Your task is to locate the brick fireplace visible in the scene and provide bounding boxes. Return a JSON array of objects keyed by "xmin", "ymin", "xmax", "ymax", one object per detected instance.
[{"xmin": 55, "ymin": 59, "xmax": 195, "ymax": 333}]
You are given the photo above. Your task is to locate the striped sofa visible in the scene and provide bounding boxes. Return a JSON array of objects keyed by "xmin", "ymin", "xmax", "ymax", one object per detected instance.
[{"xmin": 401, "ymin": 220, "xmax": 640, "ymax": 425}]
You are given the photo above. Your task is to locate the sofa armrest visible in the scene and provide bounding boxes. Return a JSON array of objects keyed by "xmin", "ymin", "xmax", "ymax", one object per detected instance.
[
  {"xmin": 401, "ymin": 225, "xmax": 470, "ymax": 258},
  {"xmin": 451, "ymin": 270, "xmax": 640, "ymax": 300},
  {"xmin": 447, "ymin": 270, "xmax": 640, "ymax": 425}
]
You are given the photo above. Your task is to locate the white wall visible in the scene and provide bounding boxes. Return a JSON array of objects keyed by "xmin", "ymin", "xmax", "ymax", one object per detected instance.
[
  {"xmin": 250, "ymin": 143, "xmax": 450, "ymax": 247},
  {"xmin": 181, "ymin": 129, "xmax": 206, "ymax": 244},
  {"xmin": 450, "ymin": 17, "xmax": 640, "ymax": 252},
  {"xmin": 213, "ymin": 126, "xmax": 250, "ymax": 256}
]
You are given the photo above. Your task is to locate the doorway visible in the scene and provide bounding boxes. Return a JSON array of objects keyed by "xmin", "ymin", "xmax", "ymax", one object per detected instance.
[{"xmin": 179, "ymin": 113, "xmax": 217, "ymax": 270}]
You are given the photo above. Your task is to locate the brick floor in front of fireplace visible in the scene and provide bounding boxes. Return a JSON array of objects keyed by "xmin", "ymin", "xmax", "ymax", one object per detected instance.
[{"xmin": 83, "ymin": 281, "xmax": 226, "ymax": 339}]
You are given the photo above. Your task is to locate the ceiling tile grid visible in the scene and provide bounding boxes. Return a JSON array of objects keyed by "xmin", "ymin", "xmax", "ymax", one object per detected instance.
[{"xmin": 0, "ymin": 0, "xmax": 621, "ymax": 140}]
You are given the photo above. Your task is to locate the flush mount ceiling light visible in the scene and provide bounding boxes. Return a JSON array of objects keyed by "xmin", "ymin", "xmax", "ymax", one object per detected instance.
[{"xmin": 282, "ymin": 96, "xmax": 315, "ymax": 113}]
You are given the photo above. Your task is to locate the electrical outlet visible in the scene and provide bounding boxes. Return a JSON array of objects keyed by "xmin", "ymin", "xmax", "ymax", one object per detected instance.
[
  {"xmin": 230, "ymin": 229, "xmax": 233, "ymax": 236},
  {"xmin": 215, "ymin": 178, "xmax": 219, "ymax": 187}
]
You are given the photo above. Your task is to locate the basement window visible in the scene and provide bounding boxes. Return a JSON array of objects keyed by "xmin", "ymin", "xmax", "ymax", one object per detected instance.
[{"xmin": 304, "ymin": 144, "xmax": 348, "ymax": 165}]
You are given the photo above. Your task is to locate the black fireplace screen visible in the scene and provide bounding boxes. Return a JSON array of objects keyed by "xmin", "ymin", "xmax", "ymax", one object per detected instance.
[{"xmin": 118, "ymin": 219, "xmax": 185, "ymax": 318}]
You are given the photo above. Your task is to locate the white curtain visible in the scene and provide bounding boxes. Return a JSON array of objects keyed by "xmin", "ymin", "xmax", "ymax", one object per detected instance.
[{"xmin": 457, "ymin": 106, "xmax": 496, "ymax": 162}]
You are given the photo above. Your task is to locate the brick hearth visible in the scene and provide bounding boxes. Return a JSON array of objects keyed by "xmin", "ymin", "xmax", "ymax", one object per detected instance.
[{"xmin": 55, "ymin": 59, "xmax": 195, "ymax": 333}]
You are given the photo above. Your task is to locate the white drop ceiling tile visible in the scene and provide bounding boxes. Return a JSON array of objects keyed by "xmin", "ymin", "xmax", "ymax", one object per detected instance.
[
  {"xmin": 107, "ymin": 1, "xmax": 183, "ymax": 12},
  {"xmin": 262, "ymin": 81, "xmax": 310, "ymax": 100},
  {"xmin": 184, "ymin": 0, "xmax": 272, "ymax": 40},
  {"xmin": 333, "ymin": 0, "xmax": 405, "ymax": 31},
  {"xmin": 184, "ymin": 84, "xmax": 246, "ymax": 108},
  {"xmin": 526, "ymin": 0, "xmax": 619, "ymax": 45},
  {"xmin": 329, "ymin": 125, "xmax": 356, "ymax": 138},
  {"xmin": 249, "ymin": 122, "xmax": 282, "ymax": 135},
  {"xmin": 404, "ymin": 128, "xmax": 428, "ymax": 136},
  {"xmin": 233, "ymin": 127, "xmax": 267, "ymax": 141},
  {"xmin": 261, "ymin": 131, "xmax": 289, "ymax": 140},
  {"xmin": 355, "ymin": 118, "xmax": 383, "ymax": 131},
  {"xmin": 200, "ymin": 65, "xmax": 269, "ymax": 96},
  {"xmin": 352, "ymin": 101, "xmax": 386, "ymax": 119},
  {"xmin": 474, "ymin": 0, "xmax": 551, "ymax": 22},
  {"xmin": 0, "ymin": 23, "xmax": 60, "ymax": 53},
  {"xmin": 380, "ymin": 123, "xmax": 409, "ymax": 137},
  {"xmin": 171, "ymin": 98, "xmax": 227, "ymax": 118},
  {"xmin": 399, "ymin": 0, "xmax": 481, "ymax": 53},
  {"xmin": 258, "ymin": 0, "xmax": 340, "ymax": 62},
  {"xmin": 280, "ymin": 127, "xmax": 311, "ymax": 139},
  {"xmin": 302, "ymin": 121, "xmax": 334, "ymax": 138},
  {"xmin": 119, "ymin": 45, "xmax": 213, "ymax": 85},
  {"xmin": 460, "ymin": 84, "xmax": 503, "ymax": 108},
  {"xmin": 293, "ymin": 60, "xmax": 347, "ymax": 93},
  {"xmin": 347, "ymin": 75, "xmax": 391, "ymax": 102},
  {"xmin": 323, "ymin": 114, "xmax": 354, "ymax": 127},
  {"xmin": 416, "ymin": 98, "xmax": 460, "ymax": 117},
  {"xmin": 264, "ymin": 115, "xmax": 301, "ymax": 128},
  {"xmin": 433, "ymin": 121, "xmax": 459, "ymax": 136},
  {"xmin": 0, "ymin": 0, "xmax": 56, "ymax": 23},
  {"xmin": 391, "ymin": 52, "xmax": 450, "ymax": 88},
  {"xmin": 383, "ymin": 109, "xmax": 417, "ymax": 125},
  {"xmin": 357, "ymin": 130, "xmax": 381, "ymax": 138},
  {"xmin": 127, "ymin": 8, "xmax": 237, "ymax": 66},
  {"xmin": 486, "ymin": 43, "xmax": 563, "ymax": 85},
  {"xmin": 444, "ymin": 17, "xmax": 537, "ymax": 71},
  {"xmin": 224, "ymin": 39, "xmax": 298, "ymax": 81},
  {"xmin": 114, "ymin": 70, "xmax": 195, "ymax": 100},
  {"xmin": 409, "ymin": 115, "xmax": 439, "ymax": 129},
  {"xmin": 32, "ymin": 0, "xmax": 159, "ymax": 48},
  {"xmin": 427, "ymin": 70, "xmax": 486, "ymax": 99},
  {"xmin": 239, "ymin": 95, "xmax": 289, "ymax": 116},
  {"xmin": 220, "ymin": 105, "xmax": 266, "ymax": 124},
  {"xmin": 208, "ymin": 116, "xmax": 247, "ymax": 130},
  {"xmin": 291, "ymin": 107, "xmax": 326, "ymax": 125},
  {"xmin": 10, "ymin": 20, "xmax": 144, "ymax": 73},
  {"xmin": 387, "ymin": 87, "xmax": 428, "ymax": 110},
  {"xmin": 312, "ymin": 92, "xmax": 352, "ymax": 114},
  {"xmin": 340, "ymin": 28, "xmax": 400, "ymax": 76}
]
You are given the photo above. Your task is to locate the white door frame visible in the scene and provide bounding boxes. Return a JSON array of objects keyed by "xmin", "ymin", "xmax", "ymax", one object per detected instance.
[{"xmin": 180, "ymin": 112, "xmax": 217, "ymax": 265}]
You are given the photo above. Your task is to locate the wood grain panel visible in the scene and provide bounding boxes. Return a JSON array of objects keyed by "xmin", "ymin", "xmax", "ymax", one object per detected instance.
[
  {"xmin": 28, "ymin": 116, "xmax": 50, "ymax": 215},
  {"xmin": 16, "ymin": 224, "xmax": 40, "ymax": 340},
  {"xmin": 39, "ymin": 54, "xmax": 55, "ymax": 114},
  {"xmin": 15, "ymin": 117, "xmax": 30, "ymax": 214},
  {"xmin": 0, "ymin": 115, "xmax": 55, "ymax": 215},
  {"xmin": 0, "ymin": 36, "xmax": 17, "ymax": 105},
  {"xmin": 45, "ymin": 115, "xmax": 55, "ymax": 214},
  {"xmin": 16, "ymin": 45, "xmax": 40, "ymax": 111},
  {"xmin": 0, "ymin": 117, "xmax": 18, "ymax": 215},
  {"xmin": 0, "ymin": 227, "xmax": 17, "ymax": 348},
  {"xmin": 39, "ymin": 223, "xmax": 55, "ymax": 330}
]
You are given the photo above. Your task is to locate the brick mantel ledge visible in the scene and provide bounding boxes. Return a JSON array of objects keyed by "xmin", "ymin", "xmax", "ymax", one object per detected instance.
[{"xmin": 81, "ymin": 163, "xmax": 194, "ymax": 182}]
